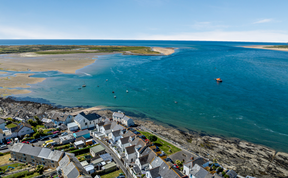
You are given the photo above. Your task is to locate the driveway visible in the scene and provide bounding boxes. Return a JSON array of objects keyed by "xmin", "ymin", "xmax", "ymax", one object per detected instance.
[{"xmin": 92, "ymin": 136, "xmax": 133, "ymax": 178}]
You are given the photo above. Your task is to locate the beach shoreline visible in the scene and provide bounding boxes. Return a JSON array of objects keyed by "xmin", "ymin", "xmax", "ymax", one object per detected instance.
[{"xmin": 242, "ymin": 45, "xmax": 288, "ymax": 52}]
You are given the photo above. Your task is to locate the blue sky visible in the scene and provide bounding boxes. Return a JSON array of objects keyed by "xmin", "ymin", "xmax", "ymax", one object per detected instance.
[{"xmin": 0, "ymin": 0, "xmax": 287, "ymax": 42}]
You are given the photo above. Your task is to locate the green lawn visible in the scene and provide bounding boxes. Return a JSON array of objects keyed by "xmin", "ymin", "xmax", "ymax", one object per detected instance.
[
  {"xmin": 2, "ymin": 170, "xmax": 39, "ymax": 178},
  {"xmin": 0, "ymin": 163, "xmax": 25, "ymax": 171},
  {"xmin": 138, "ymin": 131, "xmax": 181, "ymax": 155},
  {"xmin": 100, "ymin": 169, "xmax": 124, "ymax": 178},
  {"xmin": 35, "ymin": 50, "xmax": 97, "ymax": 55},
  {"xmin": 6, "ymin": 123, "xmax": 17, "ymax": 129}
]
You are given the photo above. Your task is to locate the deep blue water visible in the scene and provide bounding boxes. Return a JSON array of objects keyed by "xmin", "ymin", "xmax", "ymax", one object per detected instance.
[{"xmin": 1, "ymin": 40, "xmax": 288, "ymax": 152}]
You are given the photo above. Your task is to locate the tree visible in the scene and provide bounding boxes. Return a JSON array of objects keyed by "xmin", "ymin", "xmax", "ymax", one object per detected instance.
[
  {"xmin": 224, "ymin": 175, "xmax": 229, "ymax": 178},
  {"xmin": 148, "ymin": 135, "xmax": 157, "ymax": 142},
  {"xmin": 222, "ymin": 171, "xmax": 226, "ymax": 176},
  {"xmin": 175, "ymin": 159, "xmax": 182, "ymax": 166},
  {"xmin": 28, "ymin": 119, "xmax": 36, "ymax": 127},
  {"xmin": 38, "ymin": 128, "xmax": 44, "ymax": 135},
  {"xmin": 213, "ymin": 158, "xmax": 217, "ymax": 163},
  {"xmin": 36, "ymin": 165, "xmax": 44, "ymax": 174}
]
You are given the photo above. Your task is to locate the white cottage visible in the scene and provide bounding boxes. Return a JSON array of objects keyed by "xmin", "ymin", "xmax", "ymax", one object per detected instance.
[
  {"xmin": 125, "ymin": 145, "xmax": 137, "ymax": 163},
  {"xmin": 121, "ymin": 116, "xmax": 134, "ymax": 127},
  {"xmin": 112, "ymin": 111, "xmax": 125, "ymax": 122},
  {"xmin": 108, "ymin": 130, "xmax": 122, "ymax": 144},
  {"xmin": 74, "ymin": 112, "xmax": 101, "ymax": 130},
  {"xmin": 11, "ymin": 123, "xmax": 34, "ymax": 138}
]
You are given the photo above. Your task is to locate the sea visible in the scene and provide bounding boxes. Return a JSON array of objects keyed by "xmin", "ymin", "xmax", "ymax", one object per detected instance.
[{"xmin": 1, "ymin": 40, "xmax": 288, "ymax": 152}]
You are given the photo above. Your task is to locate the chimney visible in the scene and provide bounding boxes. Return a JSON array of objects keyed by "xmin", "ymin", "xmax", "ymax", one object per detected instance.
[{"xmin": 191, "ymin": 157, "xmax": 194, "ymax": 160}]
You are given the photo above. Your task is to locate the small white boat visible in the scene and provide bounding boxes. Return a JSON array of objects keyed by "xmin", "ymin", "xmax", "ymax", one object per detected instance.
[
  {"xmin": 175, "ymin": 101, "xmax": 178, "ymax": 104},
  {"xmin": 106, "ymin": 79, "xmax": 108, "ymax": 82},
  {"xmin": 126, "ymin": 90, "xmax": 129, "ymax": 93},
  {"xmin": 114, "ymin": 95, "xmax": 117, "ymax": 98}
]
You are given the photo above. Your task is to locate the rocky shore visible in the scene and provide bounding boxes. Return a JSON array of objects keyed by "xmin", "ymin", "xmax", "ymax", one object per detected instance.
[{"xmin": 1, "ymin": 97, "xmax": 288, "ymax": 178}]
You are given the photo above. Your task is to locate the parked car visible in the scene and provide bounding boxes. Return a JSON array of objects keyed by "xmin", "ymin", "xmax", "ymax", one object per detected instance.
[
  {"xmin": 53, "ymin": 131, "xmax": 60, "ymax": 135},
  {"xmin": 165, "ymin": 158, "xmax": 174, "ymax": 163},
  {"xmin": 0, "ymin": 145, "xmax": 8, "ymax": 150},
  {"xmin": 173, "ymin": 164, "xmax": 179, "ymax": 169},
  {"xmin": 30, "ymin": 139, "xmax": 37, "ymax": 143},
  {"xmin": 61, "ymin": 132, "xmax": 68, "ymax": 136},
  {"xmin": 51, "ymin": 134, "xmax": 58, "ymax": 138},
  {"xmin": 22, "ymin": 141, "xmax": 29, "ymax": 144},
  {"xmin": 39, "ymin": 136, "xmax": 50, "ymax": 141}
]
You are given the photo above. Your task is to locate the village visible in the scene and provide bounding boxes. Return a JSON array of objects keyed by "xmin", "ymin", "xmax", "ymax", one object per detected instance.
[{"xmin": 0, "ymin": 107, "xmax": 250, "ymax": 178}]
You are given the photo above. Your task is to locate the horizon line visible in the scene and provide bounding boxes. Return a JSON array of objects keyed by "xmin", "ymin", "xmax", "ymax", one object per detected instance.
[{"xmin": 0, "ymin": 39, "xmax": 287, "ymax": 43}]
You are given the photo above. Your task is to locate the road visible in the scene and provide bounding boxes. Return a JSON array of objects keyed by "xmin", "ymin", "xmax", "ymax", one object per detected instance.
[{"xmin": 92, "ymin": 136, "xmax": 133, "ymax": 178}]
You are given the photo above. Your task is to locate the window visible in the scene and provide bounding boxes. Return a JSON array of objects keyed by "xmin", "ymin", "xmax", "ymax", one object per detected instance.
[
  {"xmin": 51, "ymin": 161, "xmax": 54, "ymax": 163},
  {"xmin": 27, "ymin": 129, "xmax": 30, "ymax": 132},
  {"xmin": 42, "ymin": 158, "xmax": 45, "ymax": 161},
  {"xmin": 31, "ymin": 156, "xmax": 34, "ymax": 159},
  {"xmin": 90, "ymin": 122, "xmax": 91, "ymax": 124},
  {"xmin": 85, "ymin": 123, "xmax": 87, "ymax": 125},
  {"xmin": 23, "ymin": 154, "xmax": 26, "ymax": 157}
]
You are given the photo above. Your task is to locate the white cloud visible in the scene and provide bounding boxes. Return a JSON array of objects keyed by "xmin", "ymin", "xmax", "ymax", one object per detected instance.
[
  {"xmin": 136, "ymin": 30, "xmax": 288, "ymax": 42},
  {"xmin": 190, "ymin": 21, "xmax": 229, "ymax": 30},
  {"xmin": 254, "ymin": 19, "xmax": 273, "ymax": 24}
]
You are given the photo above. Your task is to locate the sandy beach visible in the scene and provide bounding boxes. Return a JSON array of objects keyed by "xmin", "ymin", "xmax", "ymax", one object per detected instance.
[
  {"xmin": 0, "ymin": 73, "xmax": 46, "ymax": 88},
  {"xmin": 242, "ymin": 45, "xmax": 288, "ymax": 52},
  {"xmin": 152, "ymin": 47, "xmax": 175, "ymax": 55},
  {"xmin": 0, "ymin": 72, "xmax": 7, "ymax": 74}
]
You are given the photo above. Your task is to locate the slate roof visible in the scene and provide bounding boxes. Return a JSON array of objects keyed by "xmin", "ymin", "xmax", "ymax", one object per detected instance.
[
  {"xmin": 19, "ymin": 144, "xmax": 42, "ymax": 157},
  {"xmin": 120, "ymin": 137, "xmax": 130, "ymax": 144},
  {"xmin": 0, "ymin": 118, "xmax": 5, "ymax": 125},
  {"xmin": 184, "ymin": 157, "xmax": 209, "ymax": 168},
  {"xmin": 132, "ymin": 164, "xmax": 141, "ymax": 174},
  {"xmin": 140, "ymin": 146, "xmax": 153, "ymax": 156},
  {"xmin": 149, "ymin": 166, "xmax": 160, "ymax": 178},
  {"xmin": 100, "ymin": 153, "xmax": 113, "ymax": 161},
  {"xmin": 190, "ymin": 164, "xmax": 212, "ymax": 178},
  {"xmin": 103, "ymin": 124, "xmax": 112, "ymax": 130},
  {"xmin": 38, "ymin": 148, "xmax": 52, "ymax": 159},
  {"xmin": 75, "ymin": 112, "xmax": 101, "ymax": 122},
  {"xmin": 48, "ymin": 150, "xmax": 64, "ymax": 161},
  {"xmin": 126, "ymin": 145, "xmax": 136, "ymax": 155},
  {"xmin": 122, "ymin": 116, "xmax": 131, "ymax": 121},
  {"xmin": 112, "ymin": 124, "xmax": 125, "ymax": 131},
  {"xmin": 123, "ymin": 130, "xmax": 135, "ymax": 137},
  {"xmin": 14, "ymin": 122, "xmax": 33, "ymax": 133},
  {"xmin": 150, "ymin": 156, "xmax": 164, "ymax": 168},
  {"xmin": 10, "ymin": 143, "xmax": 24, "ymax": 152},
  {"xmin": 67, "ymin": 122, "xmax": 78, "ymax": 128},
  {"xmin": 113, "ymin": 112, "xmax": 124, "ymax": 118},
  {"xmin": 91, "ymin": 157, "xmax": 104, "ymax": 165},
  {"xmin": 111, "ymin": 130, "xmax": 121, "ymax": 137},
  {"xmin": 58, "ymin": 154, "xmax": 88, "ymax": 178},
  {"xmin": 52, "ymin": 113, "xmax": 70, "ymax": 122},
  {"xmin": 90, "ymin": 145, "xmax": 105, "ymax": 154}
]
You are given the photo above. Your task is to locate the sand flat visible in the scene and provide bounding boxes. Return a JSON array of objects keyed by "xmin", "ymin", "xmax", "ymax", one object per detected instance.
[
  {"xmin": 0, "ymin": 88, "xmax": 31, "ymax": 97},
  {"xmin": 242, "ymin": 45, "xmax": 288, "ymax": 52},
  {"xmin": 0, "ymin": 72, "xmax": 7, "ymax": 74},
  {"xmin": 152, "ymin": 47, "xmax": 175, "ymax": 55},
  {"xmin": 0, "ymin": 73, "xmax": 46, "ymax": 88}
]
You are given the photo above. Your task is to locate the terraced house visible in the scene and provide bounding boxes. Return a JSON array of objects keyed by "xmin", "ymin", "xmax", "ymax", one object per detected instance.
[
  {"xmin": 74, "ymin": 112, "xmax": 102, "ymax": 130},
  {"xmin": 10, "ymin": 143, "xmax": 64, "ymax": 168}
]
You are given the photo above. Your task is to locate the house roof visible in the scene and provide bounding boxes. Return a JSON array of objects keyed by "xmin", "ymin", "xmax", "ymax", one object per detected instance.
[
  {"xmin": 0, "ymin": 129, "xmax": 3, "ymax": 134},
  {"xmin": 75, "ymin": 112, "xmax": 101, "ymax": 122},
  {"xmin": 150, "ymin": 156, "xmax": 164, "ymax": 168},
  {"xmin": 52, "ymin": 113, "xmax": 70, "ymax": 122},
  {"xmin": 123, "ymin": 130, "xmax": 135, "ymax": 137},
  {"xmin": 84, "ymin": 165, "xmax": 94, "ymax": 172},
  {"xmin": 0, "ymin": 118, "xmax": 5, "ymax": 125},
  {"xmin": 48, "ymin": 150, "xmax": 64, "ymax": 161},
  {"xmin": 60, "ymin": 134, "xmax": 75, "ymax": 141},
  {"xmin": 125, "ymin": 145, "xmax": 136, "ymax": 155},
  {"xmin": 190, "ymin": 164, "xmax": 212, "ymax": 178},
  {"xmin": 38, "ymin": 148, "xmax": 52, "ymax": 159},
  {"xmin": 122, "ymin": 116, "xmax": 131, "ymax": 121},
  {"xmin": 132, "ymin": 165, "xmax": 141, "ymax": 174},
  {"xmin": 80, "ymin": 161, "xmax": 89, "ymax": 167},
  {"xmin": 149, "ymin": 166, "xmax": 160, "ymax": 178},
  {"xmin": 111, "ymin": 130, "xmax": 121, "ymax": 137},
  {"xmin": 14, "ymin": 122, "xmax": 33, "ymax": 133},
  {"xmin": 99, "ymin": 153, "xmax": 113, "ymax": 161},
  {"xmin": 74, "ymin": 130, "xmax": 89, "ymax": 137},
  {"xmin": 112, "ymin": 124, "xmax": 125, "ymax": 131},
  {"xmin": 184, "ymin": 157, "xmax": 209, "ymax": 168},
  {"xmin": 74, "ymin": 140, "xmax": 85, "ymax": 146},
  {"xmin": 91, "ymin": 157, "xmax": 104, "ymax": 165},
  {"xmin": 90, "ymin": 145, "xmax": 105, "ymax": 154},
  {"xmin": 226, "ymin": 170, "xmax": 237, "ymax": 178},
  {"xmin": 67, "ymin": 122, "xmax": 78, "ymax": 128},
  {"xmin": 103, "ymin": 124, "xmax": 112, "ymax": 130},
  {"xmin": 19, "ymin": 144, "xmax": 42, "ymax": 157},
  {"xmin": 140, "ymin": 146, "xmax": 152, "ymax": 156},
  {"xmin": 10, "ymin": 143, "xmax": 24, "ymax": 152},
  {"xmin": 103, "ymin": 162, "xmax": 116, "ymax": 169},
  {"xmin": 58, "ymin": 154, "xmax": 88, "ymax": 178},
  {"xmin": 113, "ymin": 112, "xmax": 124, "ymax": 118},
  {"xmin": 120, "ymin": 137, "xmax": 130, "ymax": 144}
]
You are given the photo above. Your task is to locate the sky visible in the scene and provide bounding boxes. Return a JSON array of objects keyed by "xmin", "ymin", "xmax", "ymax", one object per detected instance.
[{"xmin": 0, "ymin": 0, "xmax": 288, "ymax": 42}]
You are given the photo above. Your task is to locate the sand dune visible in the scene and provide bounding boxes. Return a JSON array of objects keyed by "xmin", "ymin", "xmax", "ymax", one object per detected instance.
[
  {"xmin": 242, "ymin": 45, "xmax": 288, "ymax": 52},
  {"xmin": 152, "ymin": 47, "xmax": 175, "ymax": 55}
]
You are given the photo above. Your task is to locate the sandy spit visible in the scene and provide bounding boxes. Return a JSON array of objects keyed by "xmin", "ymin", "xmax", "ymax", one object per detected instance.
[
  {"xmin": 152, "ymin": 47, "xmax": 175, "ymax": 55},
  {"xmin": 242, "ymin": 45, "xmax": 288, "ymax": 52}
]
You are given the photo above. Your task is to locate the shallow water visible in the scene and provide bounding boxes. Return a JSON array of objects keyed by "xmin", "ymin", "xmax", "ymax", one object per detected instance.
[{"xmin": 1, "ymin": 40, "xmax": 288, "ymax": 152}]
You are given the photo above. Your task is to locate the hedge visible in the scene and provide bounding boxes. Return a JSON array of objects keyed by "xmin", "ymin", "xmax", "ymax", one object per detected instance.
[{"xmin": 69, "ymin": 145, "xmax": 95, "ymax": 156}]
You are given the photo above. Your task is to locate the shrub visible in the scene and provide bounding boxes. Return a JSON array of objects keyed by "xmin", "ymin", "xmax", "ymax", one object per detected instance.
[
  {"xmin": 36, "ymin": 165, "xmax": 44, "ymax": 174},
  {"xmin": 0, "ymin": 152, "xmax": 3, "ymax": 156},
  {"xmin": 212, "ymin": 166, "xmax": 216, "ymax": 170},
  {"xmin": 148, "ymin": 135, "xmax": 157, "ymax": 142},
  {"xmin": 222, "ymin": 171, "xmax": 226, "ymax": 176},
  {"xmin": 224, "ymin": 175, "xmax": 229, "ymax": 178}
]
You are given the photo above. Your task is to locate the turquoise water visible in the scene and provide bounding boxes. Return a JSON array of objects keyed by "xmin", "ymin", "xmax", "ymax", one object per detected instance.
[{"xmin": 1, "ymin": 40, "xmax": 288, "ymax": 152}]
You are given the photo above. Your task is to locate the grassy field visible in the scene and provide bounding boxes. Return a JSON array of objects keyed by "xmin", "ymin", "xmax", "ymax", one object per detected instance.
[
  {"xmin": 0, "ymin": 163, "xmax": 25, "ymax": 171},
  {"xmin": 0, "ymin": 45, "xmax": 160, "ymax": 55},
  {"xmin": 2, "ymin": 171, "xmax": 39, "ymax": 178},
  {"xmin": 6, "ymin": 123, "xmax": 17, "ymax": 128},
  {"xmin": 138, "ymin": 131, "xmax": 181, "ymax": 155},
  {"xmin": 0, "ymin": 154, "xmax": 11, "ymax": 165},
  {"xmin": 100, "ymin": 169, "xmax": 124, "ymax": 178}
]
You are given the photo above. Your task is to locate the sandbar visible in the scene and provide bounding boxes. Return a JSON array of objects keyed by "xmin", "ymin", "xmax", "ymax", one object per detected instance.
[
  {"xmin": 152, "ymin": 47, "xmax": 175, "ymax": 55},
  {"xmin": 242, "ymin": 45, "xmax": 288, "ymax": 52},
  {"xmin": 0, "ymin": 72, "xmax": 7, "ymax": 74},
  {"xmin": 0, "ymin": 88, "xmax": 31, "ymax": 97},
  {"xmin": 0, "ymin": 53, "xmax": 106, "ymax": 74},
  {"xmin": 0, "ymin": 73, "xmax": 46, "ymax": 88}
]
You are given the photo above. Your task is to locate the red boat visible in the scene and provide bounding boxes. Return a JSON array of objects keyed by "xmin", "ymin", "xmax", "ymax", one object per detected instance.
[{"xmin": 215, "ymin": 78, "xmax": 222, "ymax": 82}]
